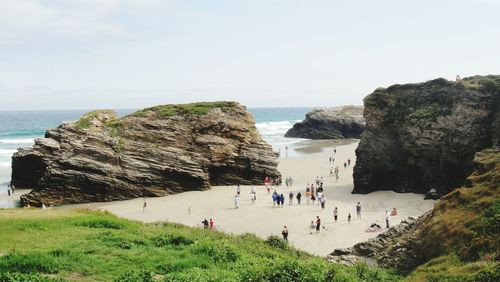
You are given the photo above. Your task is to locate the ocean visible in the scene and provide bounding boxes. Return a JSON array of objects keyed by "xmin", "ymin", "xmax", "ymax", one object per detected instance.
[{"xmin": 0, "ymin": 108, "xmax": 310, "ymax": 206}]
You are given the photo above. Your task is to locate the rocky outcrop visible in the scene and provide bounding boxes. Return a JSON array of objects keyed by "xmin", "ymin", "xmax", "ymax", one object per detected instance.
[
  {"xmin": 328, "ymin": 213, "xmax": 430, "ymax": 272},
  {"xmin": 285, "ymin": 106, "xmax": 365, "ymax": 139},
  {"xmin": 330, "ymin": 148, "xmax": 500, "ymax": 275},
  {"xmin": 353, "ymin": 75, "xmax": 500, "ymax": 194},
  {"xmin": 12, "ymin": 102, "xmax": 281, "ymax": 206}
]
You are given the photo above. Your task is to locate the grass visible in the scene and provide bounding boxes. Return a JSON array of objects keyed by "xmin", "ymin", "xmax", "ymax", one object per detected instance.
[
  {"xmin": 405, "ymin": 149, "xmax": 500, "ymax": 281},
  {"xmin": 74, "ymin": 110, "xmax": 116, "ymax": 130},
  {"xmin": 0, "ymin": 209, "xmax": 399, "ymax": 282},
  {"xmin": 131, "ymin": 101, "xmax": 238, "ymax": 118}
]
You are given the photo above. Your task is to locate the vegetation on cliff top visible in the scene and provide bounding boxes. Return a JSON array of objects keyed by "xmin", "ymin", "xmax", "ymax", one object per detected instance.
[
  {"xmin": 74, "ymin": 110, "xmax": 116, "ymax": 130},
  {"xmin": 0, "ymin": 209, "xmax": 398, "ymax": 282},
  {"xmin": 132, "ymin": 101, "xmax": 239, "ymax": 118},
  {"xmin": 406, "ymin": 149, "xmax": 500, "ymax": 281}
]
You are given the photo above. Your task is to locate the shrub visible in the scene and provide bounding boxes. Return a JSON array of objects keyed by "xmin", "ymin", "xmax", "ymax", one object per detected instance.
[
  {"xmin": 0, "ymin": 272, "xmax": 62, "ymax": 282},
  {"xmin": 152, "ymin": 233, "xmax": 194, "ymax": 247},
  {"xmin": 265, "ymin": 235, "xmax": 288, "ymax": 250},
  {"xmin": 196, "ymin": 242, "xmax": 239, "ymax": 263},
  {"xmin": 77, "ymin": 218, "xmax": 124, "ymax": 229},
  {"xmin": 0, "ymin": 252, "xmax": 60, "ymax": 274},
  {"xmin": 113, "ymin": 270, "xmax": 154, "ymax": 282}
]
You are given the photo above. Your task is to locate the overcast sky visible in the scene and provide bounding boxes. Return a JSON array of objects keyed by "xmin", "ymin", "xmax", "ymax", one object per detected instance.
[{"xmin": 0, "ymin": 0, "xmax": 499, "ymax": 110}]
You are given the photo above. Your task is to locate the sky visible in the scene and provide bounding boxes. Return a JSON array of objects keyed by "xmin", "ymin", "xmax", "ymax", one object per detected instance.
[{"xmin": 0, "ymin": 0, "xmax": 499, "ymax": 110}]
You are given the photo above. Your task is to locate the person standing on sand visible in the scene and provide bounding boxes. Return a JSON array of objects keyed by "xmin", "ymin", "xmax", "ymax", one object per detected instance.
[
  {"xmin": 202, "ymin": 218, "xmax": 209, "ymax": 229},
  {"xmin": 142, "ymin": 198, "xmax": 147, "ymax": 212},
  {"xmin": 320, "ymin": 195, "xmax": 326, "ymax": 209},
  {"xmin": 289, "ymin": 177, "xmax": 293, "ymax": 186},
  {"xmin": 280, "ymin": 194, "xmax": 285, "ymax": 207},
  {"xmin": 311, "ymin": 193, "xmax": 316, "ymax": 205},
  {"xmin": 272, "ymin": 191, "xmax": 278, "ymax": 206},
  {"xmin": 347, "ymin": 158, "xmax": 351, "ymax": 166},
  {"xmin": 234, "ymin": 194, "xmax": 240, "ymax": 209},
  {"xmin": 236, "ymin": 185, "xmax": 241, "ymax": 196},
  {"xmin": 334, "ymin": 207, "xmax": 338, "ymax": 222},
  {"xmin": 296, "ymin": 192, "xmax": 302, "ymax": 205},
  {"xmin": 282, "ymin": 226, "xmax": 289, "ymax": 241},
  {"xmin": 288, "ymin": 191, "xmax": 294, "ymax": 205},
  {"xmin": 344, "ymin": 162, "xmax": 347, "ymax": 169},
  {"xmin": 209, "ymin": 218, "xmax": 215, "ymax": 230},
  {"xmin": 316, "ymin": 216, "xmax": 321, "ymax": 232},
  {"xmin": 348, "ymin": 212, "xmax": 352, "ymax": 223},
  {"xmin": 385, "ymin": 211, "xmax": 390, "ymax": 228},
  {"xmin": 334, "ymin": 147, "xmax": 337, "ymax": 154},
  {"xmin": 356, "ymin": 202, "xmax": 361, "ymax": 220}
]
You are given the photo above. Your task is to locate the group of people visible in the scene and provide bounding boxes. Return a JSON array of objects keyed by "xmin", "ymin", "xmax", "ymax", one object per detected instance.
[
  {"xmin": 201, "ymin": 218, "xmax": 216, "ymax": 230},
  {"xmin": 284, "ymin": 176, "xmax": 294, "ymax": 187}
]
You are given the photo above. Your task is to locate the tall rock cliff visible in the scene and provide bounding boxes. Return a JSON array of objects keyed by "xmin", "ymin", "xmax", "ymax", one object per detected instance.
[
  {"xmin": 285, "ymin": 106, "xmax": 365, "ymax": 139},
  {"xmin": 353, "ymin": 75, "xmax": 500, "ymax": 194},
  {"xmin": 12, "ymin": 102, "xmax": 281, "ymax": 206}
]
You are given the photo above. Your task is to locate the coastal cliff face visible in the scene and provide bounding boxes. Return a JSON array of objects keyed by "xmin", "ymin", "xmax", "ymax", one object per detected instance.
[
  {"xmin": 353, "ymin": 75, "xmax": 500, "ymax": 194},
  {"xmin": 12, "ymin": 102, "xmax": 280, "ymax": 206},
  {"xmin": 285, "ymin": 106, "xmax": 365, "ymax": 139},
  {"xmin": 330, "ymin": 149, "xmax": 500, "ymax": 279}
]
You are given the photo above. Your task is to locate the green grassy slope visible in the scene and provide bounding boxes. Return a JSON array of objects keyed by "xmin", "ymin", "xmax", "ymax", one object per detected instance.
[
  {"xmin": 0, "ymin": 209, "xmax": 398, "ymax": 282},
  {"xmin": 405, "ymin": 149, "xmax": 500, "ymax": 281}
]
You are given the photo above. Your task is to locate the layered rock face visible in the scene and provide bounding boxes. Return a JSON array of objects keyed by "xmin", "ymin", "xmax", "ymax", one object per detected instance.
[
  {"xmin": 285, "ymin": 106, "xmax": 365, "ymax": 139},
  {"xmin": 12, "ymin": 102, "xmax": 280, "ymax": 206},
  {"xmin": 353, "ymin": 75, "xmax": 500, "ymax": 194}
]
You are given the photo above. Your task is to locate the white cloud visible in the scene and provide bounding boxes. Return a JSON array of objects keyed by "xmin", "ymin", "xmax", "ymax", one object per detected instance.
[{"xmin": 0, "ymin": 0, "xmax": 171, "ymax": 42}]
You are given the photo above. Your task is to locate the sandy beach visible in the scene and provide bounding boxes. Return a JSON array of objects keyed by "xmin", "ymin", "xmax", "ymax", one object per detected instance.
[{"xmin": 96, "ymin": 140, "xmax": 436, "ymax": 256}]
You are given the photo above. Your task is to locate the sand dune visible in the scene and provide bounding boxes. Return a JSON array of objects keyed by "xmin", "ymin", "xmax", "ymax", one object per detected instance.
[{"xmin": 96, "ymin": 140, "xmax": 436, "ymax": 256}]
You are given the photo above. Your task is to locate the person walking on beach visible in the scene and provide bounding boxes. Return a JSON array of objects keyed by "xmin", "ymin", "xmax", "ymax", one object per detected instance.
[
  {"xmin": 289, "ymin": 177, "xmax": 293, "ymax": 186},
  {"xmin": 344, "ymin": 162, "xmax": 347, "ymax": 169},
  {"xmin": 142, "ymin": 198, "xmax": 147, "ymax": 212},
  {"xmin": 234, "ymin": 194, "xmax": 240, "ymax": 209},
  {"xmin": 296, "ymin": 192, "xmax": 302, "ymax": 205},
  {"xmin": 202, "ymin": 218, "xmax": 209, "ymax": 229},
  {"xmin": 333, "ymin": 207, "xmax": 338, "ymax": 222},
  {"xmin": 348, "ymin": 212, "xmax": 352, "ymax": 223},
  {"xmin": 320, "ymin": 195, "xmax": 326, "ymax": 209},
  {"xmin": 385, "ymin": 211, "xmax": 390, "ymax": 228},
  {"xmin": 288, "ymin": 191, "xmax": 294, "ymax": 205},
  {"xmin": 272, "ymin": 191, "xmax": 278, "ymax": 206},
  {"xmin": 280, "ymin": 194, "xmax": 285, "ymax": 207},
  {"xmin": 315, "ymin": 216, "xmax": 321, "ymax": 232},
  {"xmin": 311, "ymin": 193, "xmax": 316, "ymax": 205},
  {"xmin": 209, "ymin": 218, "xmax": 215, "ymax": 230},
  {"xmin": 236, "ymin": 185, "xmax": 241, "ymax": 196},
  {"xmin": 356, "ymin": 202, "xmax": 361, "ymax": 220},
  {"xmin": 282, "ymin": 226, "xmax": 289, "ymax": 241},
  {"xmin": 347, "ymin": 158, "xmax": 351, "ymax": 166}
]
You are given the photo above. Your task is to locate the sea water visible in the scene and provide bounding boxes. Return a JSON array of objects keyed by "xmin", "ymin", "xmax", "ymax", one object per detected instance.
[{"xmin": 0, "ymin": 108, "xmax": 310, "ymax": 205}]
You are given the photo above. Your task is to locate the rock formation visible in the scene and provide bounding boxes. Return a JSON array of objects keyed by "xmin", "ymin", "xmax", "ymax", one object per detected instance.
[
  {"xmin": 330, "ymin": 148, "xmax": 500, "ymax": 275},
  {"xmin": 12, "ymin": 102, "xmax": 281, "ymax": 206},
  {"xmin": 285, "ymin": 106, "xmax": 365, "ymax": 139},
  {"xmin": 353, "ymin": 75, "xmax": 500, "ymax": 194}
]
